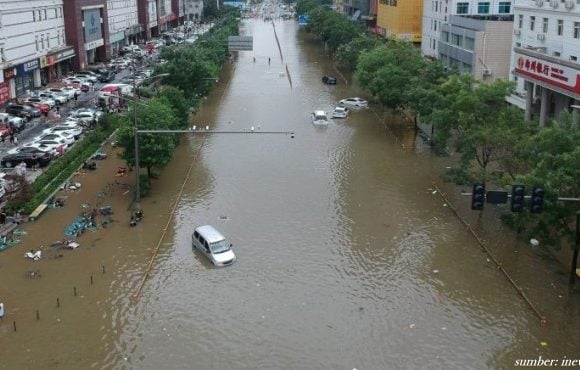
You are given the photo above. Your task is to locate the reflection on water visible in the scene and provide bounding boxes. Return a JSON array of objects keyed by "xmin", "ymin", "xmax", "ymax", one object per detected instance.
[{"xmin": 0, "ymin": 17, "xmax": 578, "ymax": 370}]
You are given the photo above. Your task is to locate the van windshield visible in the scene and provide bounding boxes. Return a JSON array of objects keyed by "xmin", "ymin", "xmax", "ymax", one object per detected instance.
[{"xmin": 210, "ymin": 240, "xmax": 230, "ymax": 254}]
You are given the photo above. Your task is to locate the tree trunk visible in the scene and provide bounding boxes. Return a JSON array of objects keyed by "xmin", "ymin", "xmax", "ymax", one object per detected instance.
[{"xmin": 570, "ymin": 212, "xmax": 580, "ymax": 285}]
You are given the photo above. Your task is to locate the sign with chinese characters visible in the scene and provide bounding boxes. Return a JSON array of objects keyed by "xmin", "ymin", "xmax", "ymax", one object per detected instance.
[
  {"xmin": 83, "ymin": 9, "xmax": 102, "ymax": 43},
  {"xmin": 514, "ymin": 53, "xmax": 580, "ymax": 94},
  {"xmin": 85, "ymin": 38, "xmax": 104, "ymax": 51},
  {"xmin": 17, "ymin": 59, "xmax": 39, "ymax": 74},
  {"xmin": 53, "ymin": 47, "xmax": 75, "ymax": 62},
  {"xmin": 0, "ymin": 82, "xmax": 10, "ymax": 105}
]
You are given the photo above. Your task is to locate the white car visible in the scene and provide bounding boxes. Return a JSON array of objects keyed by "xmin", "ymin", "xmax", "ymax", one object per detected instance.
[
  {"xmin": 7, "ymin": 145, "xmax": 55, "ymax": 156},
  {"xmin": 332, "ymin": 106, "xmax": 349, "ymax": 119},
  {"xmin": 28, "ymin": 95, "xmax": 56, "ymax": 108},
  {"xmin": 35, "ymin": 132, "xmax": 74, "ymax": 146},
  {"xmin": 48, "ymin": 87, "xmax": 75, "ymax": 100},
  {"xmin": 30, "ymin": 140, "xmax": 66, "ymax": 156},
  {"xmin": 62, "ymin": 86, "xmax": 81, "ymax": 97},
  {"xmin": 69, "ymin": 111, "xmax": 97, "ymax": 125},
  {"xmin": 339, "ymin": 97, "xmax": 368, "ymax": 109},
  {"xmin": 41, "ymin": 91, "xmax": 68, "ymax": 104},
  {"xmin": 192, "ymin": 225, "xmax": 236, "ymax": 267},
  {"xmin": 75, "ymin": 71, "xmax": 99, "ymax": 83},
  {"xmin": 43, "ymin": 125, "xmax": 83, "ymax": 139},
  {"xmin": 311, "ymin": 110, "xmax": 329, "ymax": 126}
]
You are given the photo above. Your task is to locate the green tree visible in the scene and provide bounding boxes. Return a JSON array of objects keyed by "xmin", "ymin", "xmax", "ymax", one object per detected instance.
[
  {"xmin": 335, "ymin": 34, "xmax": 384, "ymax": 71},
  {"xmin": 157, "ymin": 86, "xmax": 191, "ymax": 129},
  {"xmin": 116, "ymin": 100, "xmax": 179, "ymax": 178},
  {"xmin": 356, "ymin": 42, "xmax": 428, "ymax": 109}
]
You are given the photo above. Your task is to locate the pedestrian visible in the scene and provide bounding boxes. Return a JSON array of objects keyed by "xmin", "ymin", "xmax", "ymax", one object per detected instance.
[
  {"xmin": 1, "ymin": 134, "xmax": 4, "ymax": 144},
  {"xmin": 56, "ymin": 105, "xmax": 60, "ymax": 115},
  {"xmin": 268, "ymin": 57, "xmax": 271, "ymax": 64},
  {"xmin": 9, "ymin": 133, "xmax": 13, "ymax": 145},
  {"xmin": 13, "ymin": 135, "xmax": 17, "ymax": 146},
  {"xmin": 31, "ymin": 153, "xmax": 37, "ymax": 170}
]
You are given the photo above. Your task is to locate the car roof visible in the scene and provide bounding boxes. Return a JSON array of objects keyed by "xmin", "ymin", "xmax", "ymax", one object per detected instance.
[
  {"xmin": 195, "ymin": 225, "xmax": 226, "ymax": 243},
  {"xmin": 314, "ymin": 110, "xmax": 326, "ymax": 116}
]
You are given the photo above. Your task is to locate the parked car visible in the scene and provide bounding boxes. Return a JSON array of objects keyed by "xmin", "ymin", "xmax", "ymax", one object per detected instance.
[
  {"xmin": 24, "ymin": 101, "xmax": 50, "ymax": 114},
  {"xmin": 322, "ymin": 75, "xmax": 337, "ymax": 85},
  {"xmin": 5, "ymin": 104, "xmax": 33, "ymax": 121},
  {"xmin": 7, "ymin": 145, "xmax": 54, "ymax": 156},
  {"xmin": 191, "ymin": 225, "xmax": 236, "ymax": 267},
  {"xmin": 62, "ymin": 86, "xmax": 81, "ymax": 97},
  {"xmin": 68, "ymin": 110, "xmax": 97, "ymax": 125},
  {"xmin": 43, "ymin": 127, "xmax": 82, "ymax": 140},
  {"xmin": 26, "ymin": 96, "xmax": 56, "ymax": 109},
  {"xmin": 1, "ymin": 151, "xmax": 52, "ymax": 168},
  {"xmin": 332, "ymin": 106, "xmax": 349, "ymax": 119},
  {"xmin": 32, "ymin": 139, "xmax": 67, "ymax": 155},
  {"xmin": 36, "ymin": 92, "xmax": 67, "ymax": 105},
  {"xmin": 37, "ymin": 132, "xmax": 75, "ymax": 146},
  {"xmin": 98, "ymin": 70, "xmax": 116, "ymax": 83},
  {"xmin": 339, "ymin": 97, "xmax": 368, "ymax": 108},
  {"xmin": 0, "ymin": 113, "xmax": 25, "ymax": 132},
  {"xmin": 75, "ymin": 71, "xmax": 99, "ymax": 83},
  {"xmin": 48, "ymin": 88, "xmax": 75, "ymax": 100}
]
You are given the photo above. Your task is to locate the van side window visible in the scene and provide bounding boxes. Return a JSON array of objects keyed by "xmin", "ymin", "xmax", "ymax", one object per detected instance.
[
  {"xmin": 193, "ymin": 231, "xmax": 200, "ymax": 239},
  {"xmin": 203, "ymin": 240, "xmax": 210, "ymax": 252}
]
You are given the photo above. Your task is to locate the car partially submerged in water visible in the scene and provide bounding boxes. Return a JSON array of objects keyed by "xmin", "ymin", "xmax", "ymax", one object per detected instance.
[
  {"xmin": 192, "ymin": 225, "xmax": 236, "ymax": 267},
  {"xmin": 311, "ymin": 110, "xmax": 329, "ymax": 126}
]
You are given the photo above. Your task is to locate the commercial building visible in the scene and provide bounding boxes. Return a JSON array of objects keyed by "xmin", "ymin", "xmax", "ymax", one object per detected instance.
[
  {"xmin": 137, "ymin": 0, "xmax": 158, "ymax": 39},
  {"xmin": 437, "ymin": 15, "xmax": 513, "ymax": 81},
  {"xmin": 107, "ymin": 0, "xmax": 141, "ymax": 56},
  {"xmin": 508, "ymin": 0, "xmax": 580, "ymax": 125},
  {"xmin": 0, "ymin": 0, "xmax": 73, "ymax": 104},
  {"xmin": 184, "ymin": 0, "xmax": 203, "ymax": 22},
  {"xmin": 63, "ymin": 0, "xmax": 110, "ymax": 71},
  {"xmin": 157, "ymin": 0, "xmax": 175, "ymax": 32},
  {"xmin": 376, "ymin": 0, "xmax": 423, "ymax": 42}
]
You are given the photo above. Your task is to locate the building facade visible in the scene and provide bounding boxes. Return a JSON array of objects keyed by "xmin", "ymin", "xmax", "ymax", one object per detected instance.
[
  {"xmin": 376, "ymin": 0, "xmax": 423, "ymax": 42},
  {"xmin": 157, "ymin": 0, "xmax": 175, "ymax": 32},
  {"xmin": 422, "ymin": 0, "xmax": 514, "ymax": 58},
  {"xmin": 0, "ymin": 0, "xmax": 73, "ymax": 103},
  {"xmin": 107, "ymin": 0, "xmax": 140, "ymax": 57},
  {"xmin": 438, "ymin": 15, "xmax": 513, "ymax": 81},
  {"xmin": 137, "ymin": 0, "xmax": 158, "ymax": 39},
  {"xmin": 63, "ymin": 0, "xmax": 110, "ymax": 71},
  {"xmin": 508, "ymin": 0, "xmax": 580, "ymax": 125},
  {"xmin": 184, "ymin": 0, "xmax": 203, "ymax": 22}
]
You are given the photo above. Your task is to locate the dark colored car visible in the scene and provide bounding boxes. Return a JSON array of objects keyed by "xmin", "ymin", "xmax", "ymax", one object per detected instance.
[
  {"xmin": 322, "ymin": 75, "xmax": 337, "ymax": 85},
  {"xmin": 1, "ymin": 151, "xmax": 51, "ymax": 168},
  {"xmin": 98, "ymin": 70, "xmax": 116, "ymax": 83},
  {"xmin": 5, "ymin": 104, "xmax": 33, "ymax": 121}
]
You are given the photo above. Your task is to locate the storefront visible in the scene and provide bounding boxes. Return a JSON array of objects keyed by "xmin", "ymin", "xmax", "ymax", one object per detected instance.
[
  {"xmin": 14, "ymin": 59, "xmax": 40, "ymax": 97},
  {"xmin": 83, "ymin": 8, "xmax": 105, "ymax": 67},
  {"xmin": 39, "ymin": 47, "xmax": 75, "ymax": 84},
  {"xmin": 0, "ymin": 81, "xmax": 11, "ymax": 106},
  {"xmin": 126, "ymin": 24, "xmax": 143, "ymax": 45},
  {"xmin": 109, "ymin": 30, "xmax": 125, "ymax": 58}
]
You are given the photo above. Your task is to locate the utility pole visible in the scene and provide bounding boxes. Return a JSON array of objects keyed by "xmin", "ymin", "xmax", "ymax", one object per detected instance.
[{"xmin": 570, "ymin": 212, "xmax": 580, "ymax": 285}]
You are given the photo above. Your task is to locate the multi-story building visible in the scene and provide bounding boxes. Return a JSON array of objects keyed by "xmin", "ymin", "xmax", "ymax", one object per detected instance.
[
  {"xmin": 137, "ymin": 0, "xmax": 158, "ymax": 39},
  {"xmin": 157, "ymin": 0, "xmax": 174, "ymax": 32},
  {"xmin": 63, "ymin": 0, "xmax": 109, "ymax": 71},
  {"xmin": 107, "ymin": 0, "xmax": 140, "ymax": 56},
  {"xmin": 0, "ymin": 0, "xmax": 73, "ymax": 103},
  {"xmin": 422, "ymin": 0, "xmax": 514, "ymax": 58},
  {"xmin": 343, "ymin": 0, "xmax": 370, "ymax": 20},
  {"xmin": 172, "ymin": 0, "xmax": 185, "ymax": 26},
  {"xmin": 437, "ymin": 15, "xmax": 513, "ymax": 81},
  {"xmin": 508, "ymin": 0, "xmax": 580, "ymax": 125},
  {"xmin": 184, "ymin": 0, "xmax": 203, "ymax": 22},
  {"xmin": 376, "ymin": 0, "xmax": 423, "ymax": 42}
]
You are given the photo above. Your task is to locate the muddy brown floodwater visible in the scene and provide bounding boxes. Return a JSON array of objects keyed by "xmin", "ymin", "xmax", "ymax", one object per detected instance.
[{"xmin": 0, "ymin": 17, "xmax": 579, "ymax": 370}]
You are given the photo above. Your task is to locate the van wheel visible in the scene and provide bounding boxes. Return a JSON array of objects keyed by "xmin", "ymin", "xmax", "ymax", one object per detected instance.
[{"xmin": 5, "ymin": 161, "xmax": 13, "ymax": 168}]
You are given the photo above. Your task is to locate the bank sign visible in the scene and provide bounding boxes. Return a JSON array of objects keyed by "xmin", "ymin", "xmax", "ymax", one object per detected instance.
[
  {"xmin": 514, "ymin": 53, "xmax": 580, "ymax": 95},
  {"xmin": 83, "ymin": 9, "xmax": 102, "ymax": 43},
  {"xmin": 17, "ymin": 59, "xmax": 40, "ymax": 74}
]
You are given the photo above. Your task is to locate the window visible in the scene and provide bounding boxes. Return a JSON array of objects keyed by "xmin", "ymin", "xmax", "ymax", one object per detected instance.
[
  {"xmin": 542, "ymin": 18, "xmax": 548, "ymax": 33},
  {"xmin": 451, "ymin": 33, "xmax": 463, "ymax": 46},
  {"xmin": 557, "ymin": 20, "xmax": 563, "ymax": 35},
  {"xmin": 457, "ymin": 2, "xmax": 469, "ymax": 13},
  {"xmin": 33, "ymin": 10, "xmax": 36, "ymax": 21},
  {"xmin": 553, "ymin": 51, "xmax": 561, "ymax": 57},
  {"xmin": 498, "ymin": 2, "xmax": 510, "ymax": 13},
  {"xmin": 575, "ymin": 22, "xmax": 580, "ymax": 39},
  {"xmin": 35, "ymin": 36, "xmax": 38, "ymax": 51},
  {"xmin": 435, "ymin": 1, "xmax": 439, "ymax": 11},
  {"xmin": 54, "ymin": 8, "xmax": 57, "ymax": 18},
  {"xmin": 530, "ymin": 16, "xmax": 536, "ymax": 31},
  {"xmin": 516, "ymin": 42, "xmax": 521, "ymax": 47},
  {"xmin": 465, "ymin": 37, "xmax": 475, "ymax": 50},
  {"xmin": 442, "ymin": 30, "xmax": 449, "ymax": 42},
  {"xmin": 518, "ymin": 14, "xmax": 523, "ymax": 28},
  {"xmin": 571, "ymin": 56, "xmax": 578, "ymax": 62},
  {"xmin": 40, "ymin": 34, "xmax": 44, "ymax": 49},
  {"xmin": 44, "ymin": 9, "xmax": 47, "ymax": 20},
  {"xmin": 478, "ymin": 2, "xmax": 490, "ymax": 13},
  {"xmin": 46, "ymin": 33, "xmax": 49, "ymax": 48},
  {"xmin": 434, "ymin": 21, "xmax": 437, "ymax": 31}
]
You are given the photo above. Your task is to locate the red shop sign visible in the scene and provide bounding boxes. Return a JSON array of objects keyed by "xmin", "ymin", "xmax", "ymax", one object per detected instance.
[{"xmin": 0, "ymin": 82, "xmax": 11, "ymax": 105}]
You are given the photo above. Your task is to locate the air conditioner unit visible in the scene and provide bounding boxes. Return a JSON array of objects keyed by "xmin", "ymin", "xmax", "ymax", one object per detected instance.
[
  {"xmin": 513, "ymin": 29, "xmax": 521, "ymax": 36},
  {"xmin": 535, "ymin": 0, "xmax": 544, "ymax": 6},
  {"xmin": 537, "ymin": 33, "xmax": 546, "ymax": 41},
  {"xmin": 564, "ymin": 0, "xmax": 574, "ymax": 9},
  {"xmin": 482, "ymin": 68, "xmax": 492, "ymax": 76},
  {"xmin": 549, "ymin": 0, "xmax": 558, "ymax": 7}
]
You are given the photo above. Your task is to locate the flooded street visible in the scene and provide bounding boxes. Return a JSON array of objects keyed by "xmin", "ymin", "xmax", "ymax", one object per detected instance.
[{"xmin": 1, "ymin": 18, "xmax": 579, "ymax": 370}]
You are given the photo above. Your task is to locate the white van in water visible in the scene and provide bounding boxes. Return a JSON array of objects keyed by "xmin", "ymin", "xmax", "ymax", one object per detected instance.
[{"xmin": 192, "ymin": 225, "xmax": 236, "ymax": 267}]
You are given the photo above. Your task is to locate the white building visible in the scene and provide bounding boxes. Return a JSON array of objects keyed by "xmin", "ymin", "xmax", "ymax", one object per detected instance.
[
  {"xmin": 107, "ymin": 0, "xmax": 140, "ymax": 55},
  {"xmin": 185, "ymin": 0, "xmax": 203, "ymax": 22},
  {"xmin": 422, "ymin": 0, "xmax": 514, "ymax": 58},
  {"xmin": 0, "ymin": 0, "xmax": 72, "ymax": 103},
  {"xmin": 508, "ymin": 0, "xmax": 580, "ymax": 125}
]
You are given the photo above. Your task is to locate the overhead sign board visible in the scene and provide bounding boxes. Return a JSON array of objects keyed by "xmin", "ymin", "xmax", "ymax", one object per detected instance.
[{"xmin": 228, "ymin": 36, "xmax": 253, "ymax": 51}]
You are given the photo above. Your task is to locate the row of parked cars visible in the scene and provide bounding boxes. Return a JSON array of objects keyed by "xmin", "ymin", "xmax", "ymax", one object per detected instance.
[{"xmin": 0, "ymin": 107, "xmax": 103, "ymax": 168}]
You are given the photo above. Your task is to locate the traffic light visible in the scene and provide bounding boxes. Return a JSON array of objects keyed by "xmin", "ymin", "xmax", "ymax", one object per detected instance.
[
  {"xmin": 511, "ymin": 185, "xmax": 525, "ymax": 213},
  {"xmin": 531, "ymin": 186, "xmax": 545, "ymax": 214},
  {"xmin": 471, "ymin": 183, "xmax": 485, "ymax": 210}
]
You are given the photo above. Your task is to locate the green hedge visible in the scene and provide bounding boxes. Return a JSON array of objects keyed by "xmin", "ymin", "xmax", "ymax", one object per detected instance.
[{"xmin": 6, "ymin": 125, "xmax": 115, "ymax": 215}]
